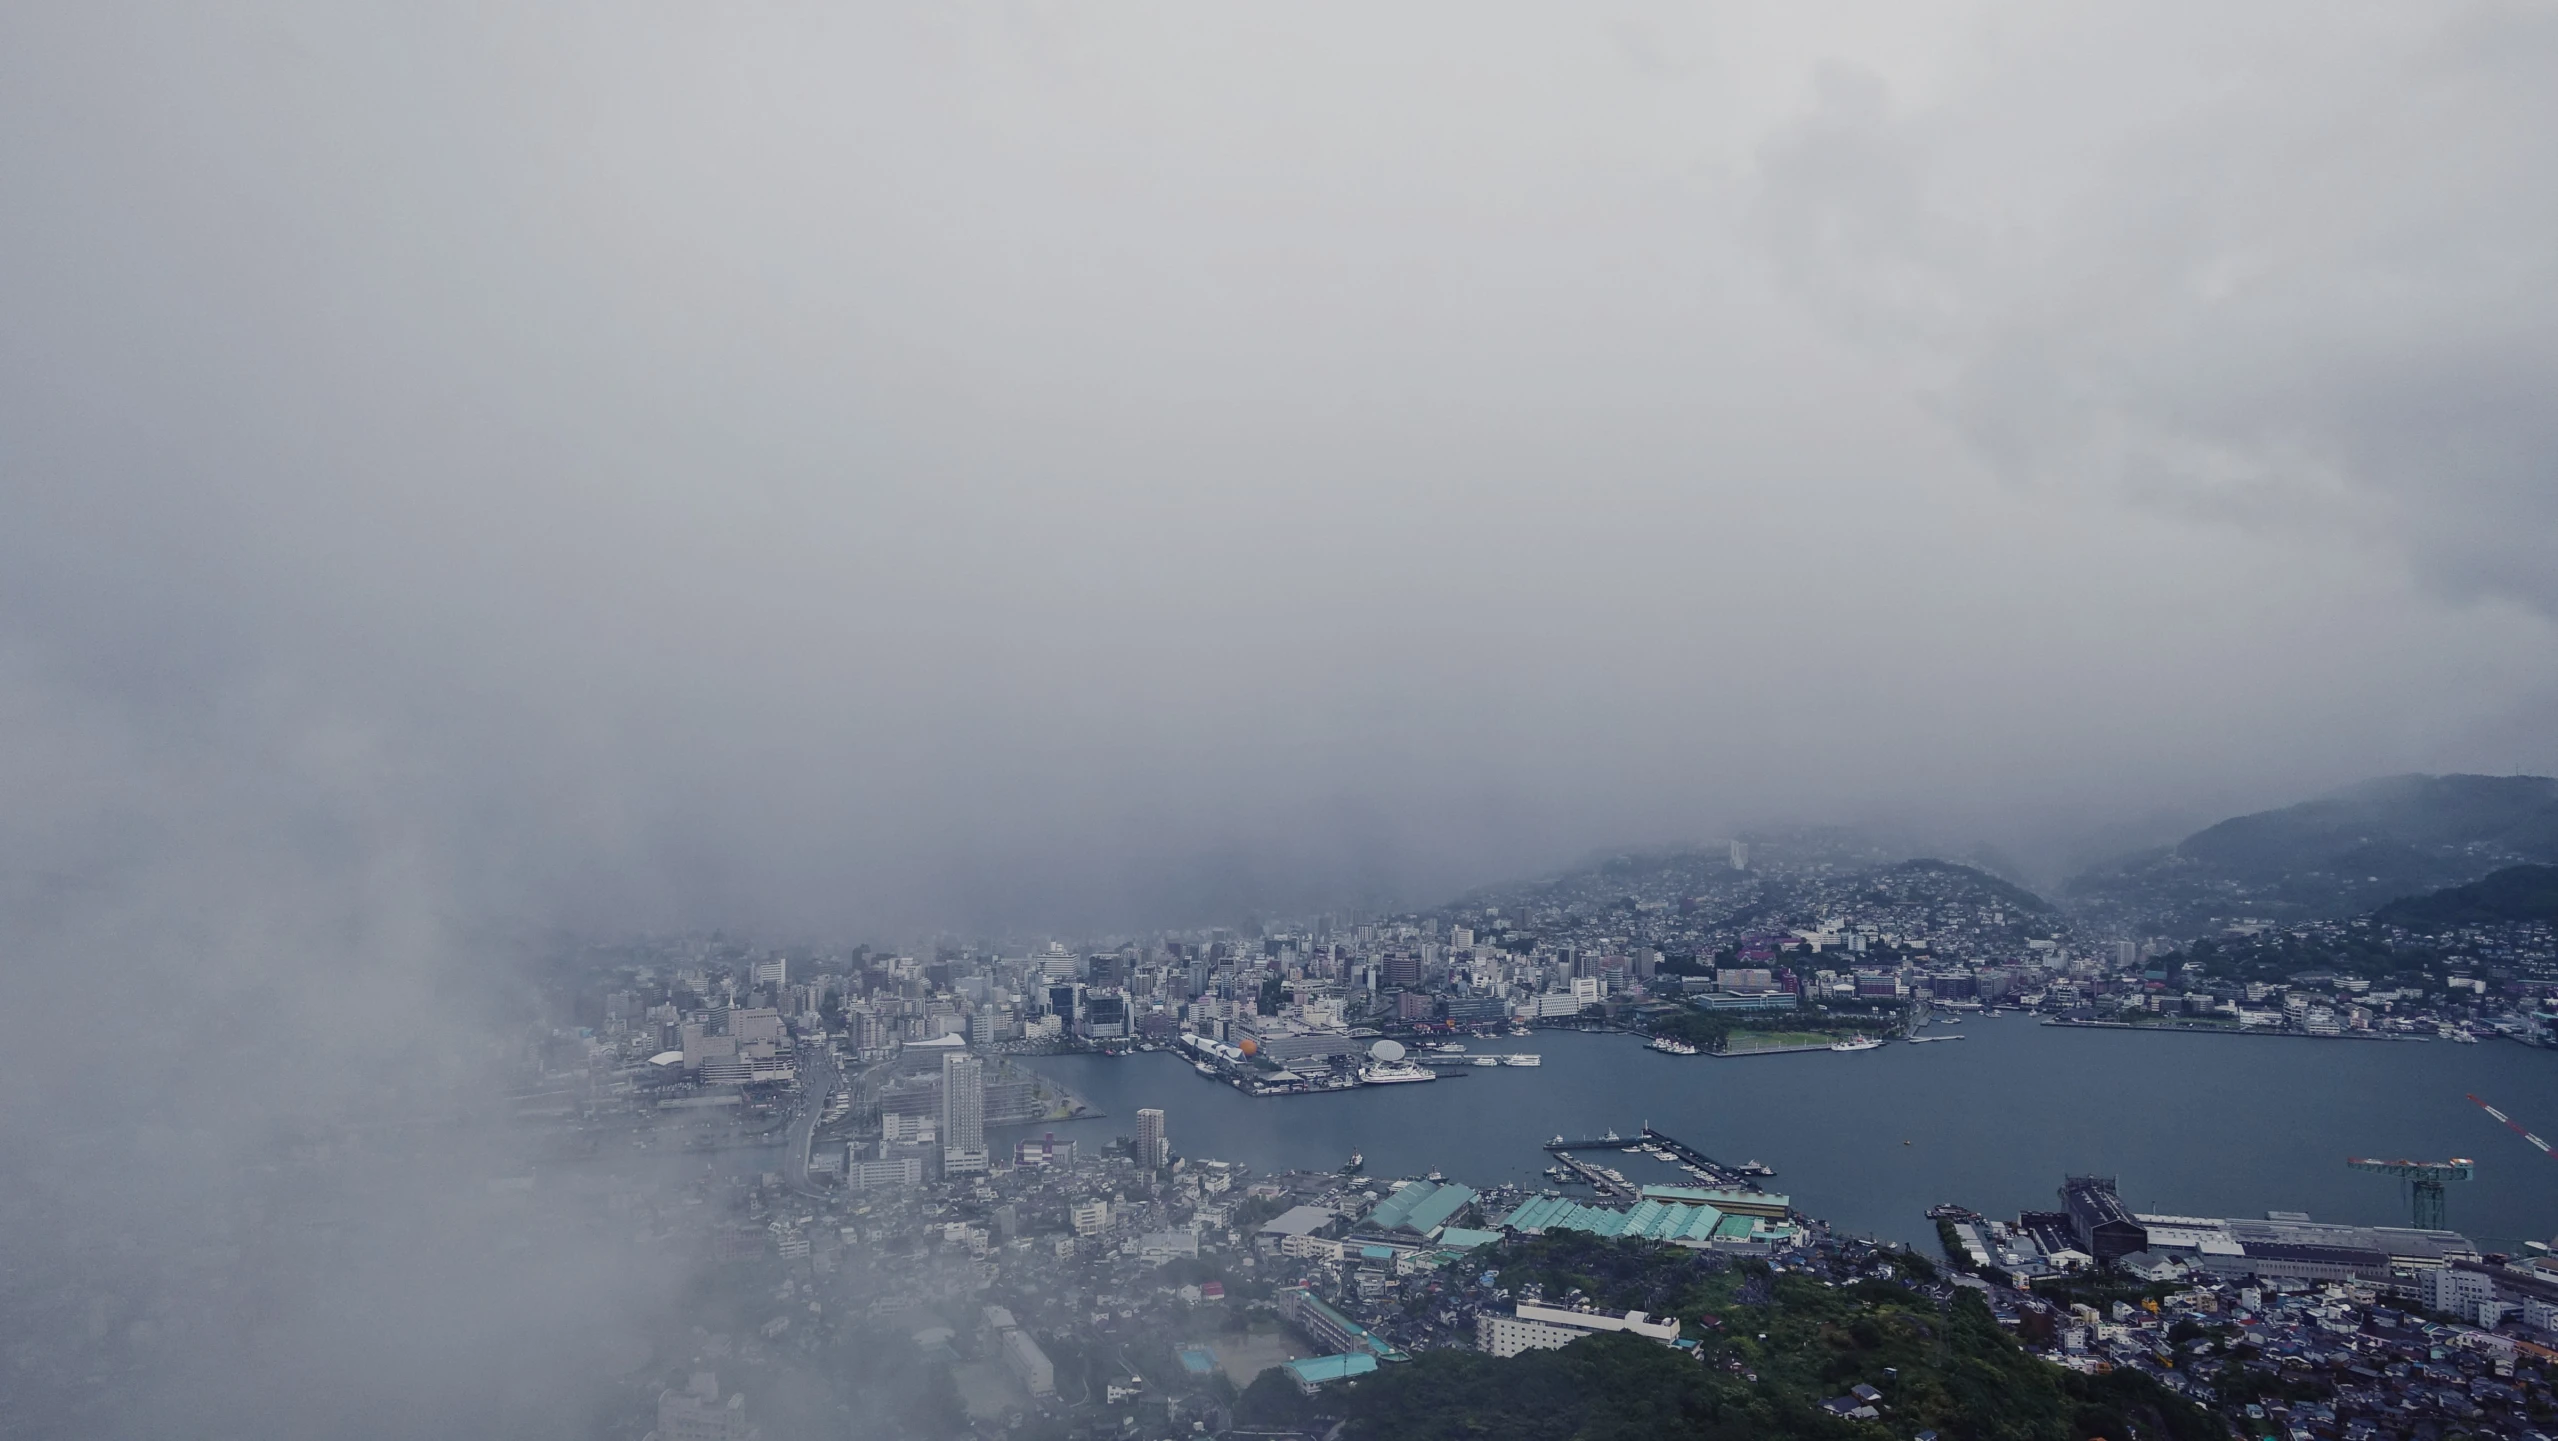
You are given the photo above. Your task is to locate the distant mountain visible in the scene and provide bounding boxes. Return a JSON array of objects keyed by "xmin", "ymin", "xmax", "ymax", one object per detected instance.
[
  {"xmin": 2063, "ymin": 773, "xmax": 2558, "ymax": 939},
  {"xmin": 2372, "ymin": 863, "xmax": 2558, "ymax": 931}
]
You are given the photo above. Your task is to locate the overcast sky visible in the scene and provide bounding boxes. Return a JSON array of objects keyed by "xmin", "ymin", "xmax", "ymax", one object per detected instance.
[
  {"xmin": 7, "ymin": 6, "xmax": 2558, "ymax": 1436},
  {"xmin": 5, "ymin": 1, "xmax": 2556, "ymax": 939}
]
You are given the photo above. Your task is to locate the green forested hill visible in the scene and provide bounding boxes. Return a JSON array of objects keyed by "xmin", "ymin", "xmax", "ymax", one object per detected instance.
[
  {"xmin": 1310, "ymin": 1236, "xmax": 2225, "ymax": 1441},
  {"xmin": 2066, "ymin": 774, "xmax": 2558, "ymax": 938},
  {"xmin": 2372, "ymin": 863, "xmax": 2558, "ymax": 931}
]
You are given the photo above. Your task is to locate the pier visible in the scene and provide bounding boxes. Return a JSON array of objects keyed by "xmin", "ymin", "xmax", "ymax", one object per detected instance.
[
  {"xmin": 1543, "ymin": 1150, "xmax": 1638, "ymax": 1201},
  {"xmin": 1543, "ymin": 1125, "xmax": 1769, "ymax": 1194}
]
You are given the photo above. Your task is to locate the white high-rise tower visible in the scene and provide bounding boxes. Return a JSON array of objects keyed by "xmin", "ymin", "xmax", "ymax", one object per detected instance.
[{"xmin": 941, "ymin": 1052, "xmax": 986, "ymax": 1174}]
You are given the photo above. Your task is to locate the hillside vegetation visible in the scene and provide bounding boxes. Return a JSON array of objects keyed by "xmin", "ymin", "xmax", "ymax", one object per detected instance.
[
  {"xmin": 2371, "ymin": 863, "xmax": 2558, "ymax": 931},
  {"xmin": 1329, "ymin": 1236, "xmax": 2224, "ymax": 1441},
  {"xmin": 2066, "ymin": 774, "xmax": 2558, "ymax": 938}
]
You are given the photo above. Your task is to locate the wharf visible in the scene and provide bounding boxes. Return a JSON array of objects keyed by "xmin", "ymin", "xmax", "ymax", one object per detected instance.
[
  {"xmin": 1544, "ymin": 1151, "xmax": 1637, "ymax": 1201},
  {"xmin": 1544, "ymin": 1126, "xmax": 1769, "ymax": 1194},
  {"xmin": 2040, "ymin": 1018, "xmax": 2430, "ymax": 1042}
]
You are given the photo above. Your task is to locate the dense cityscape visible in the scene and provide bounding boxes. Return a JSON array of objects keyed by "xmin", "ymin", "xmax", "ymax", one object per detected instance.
[{"xmin": 405, "ymin": 821, "xmax": 2552, "ymax": 1441}]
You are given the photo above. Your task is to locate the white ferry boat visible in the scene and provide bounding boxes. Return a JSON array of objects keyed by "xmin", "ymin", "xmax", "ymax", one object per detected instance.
[
  {"xmin": 1358, "ymin": 1061, "xmax": 1437, "ymax": 1085},
  {"xmin": 1830, "ymin": 1036, "xmax": 1884, "ymax": 1053},
  {"xmin": 1503, "ymin": 1054, "xmax": 1541, "ymax": 1066}
]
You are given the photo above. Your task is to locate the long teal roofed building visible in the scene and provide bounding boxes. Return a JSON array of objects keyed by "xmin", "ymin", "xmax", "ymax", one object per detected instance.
[
  {"xmin": 1500, "ymin": 1192, "xmax": 1796, "ymax": 1251},
  {"xmin": 1281, "ymin": 1352, "xmax": 1378, "ymax": 1392}
]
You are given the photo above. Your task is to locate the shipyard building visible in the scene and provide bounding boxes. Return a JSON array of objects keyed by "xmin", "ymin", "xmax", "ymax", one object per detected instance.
[{"xmin": 1952, "ymin": 1175, "xmax": 2479, "ymax": 1288}]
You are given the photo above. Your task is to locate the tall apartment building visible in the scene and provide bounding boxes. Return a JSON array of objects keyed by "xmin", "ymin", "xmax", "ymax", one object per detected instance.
[
  {"xmin": 1134, "ymin": 1108, "xmax": 1168, "ymax": 1170},
  {"xmin": 940, "ymin": 1052, "xmax": 986, "ymax": 1174}
]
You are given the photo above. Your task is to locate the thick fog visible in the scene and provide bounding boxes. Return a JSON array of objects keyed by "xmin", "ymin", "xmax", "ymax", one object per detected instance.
[
  {"xmin": 9, "ymin": 1, "xmax": 2557, "ymax": 934},
  {"xmin": 2, "ymin": 3, "xmax": 2555, "ymax": 1436}
]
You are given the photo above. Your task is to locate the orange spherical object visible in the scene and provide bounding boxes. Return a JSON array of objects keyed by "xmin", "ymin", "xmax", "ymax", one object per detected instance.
[{"xmin": 1238, "ymin": 1038, "xmax": 1258, "ymax": 1056}]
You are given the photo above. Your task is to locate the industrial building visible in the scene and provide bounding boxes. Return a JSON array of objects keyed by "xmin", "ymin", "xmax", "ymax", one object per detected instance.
[
  {"xmin": 1968, "ymin": 1178, "xmax": 2482, "ymax": 1287},
  {"xmin": 1362, "ymin": 1180, "xmax": 1476, "ymax": 1237},
  {"xmin": 1498, "ymin": 1187, "xmax": 1799, "ymax": 1253},
  {"xmin": 1257, "ymin": 1204, "xmax": 1337, "ymax": 1255},
  {"xmin": 2060, "ymin": 1176, "xmax": 2148, "ymax": 1265}
]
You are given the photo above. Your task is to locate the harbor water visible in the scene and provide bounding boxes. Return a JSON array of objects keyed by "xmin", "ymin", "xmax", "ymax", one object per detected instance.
[{"xmin": 1013, "ymin": 1018, "xmax": 2558, "ymax": 1250}]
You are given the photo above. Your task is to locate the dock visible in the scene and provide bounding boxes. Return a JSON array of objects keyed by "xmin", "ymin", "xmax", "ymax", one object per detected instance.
[
  {"xmin": 1543, "ymin": 1150, "xmax": 1638, "ymax": 1201},
  {"xmin": 1544, "ymin": 1126, "xmax": 1769, "ymax": 1194}
]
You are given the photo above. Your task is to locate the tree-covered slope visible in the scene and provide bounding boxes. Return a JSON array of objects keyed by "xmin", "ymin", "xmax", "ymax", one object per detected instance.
[
  {"xmin": 1332, "ymin": 1237, "xmax": 2224, "ymax": 1441},
  {"xmin": 2066, "ymin": 774, "xmax": 2558, "ymax": 938},
  {"xmin": 2372, "ymin": 863, "xmax": 2558, "ymax": 931}
]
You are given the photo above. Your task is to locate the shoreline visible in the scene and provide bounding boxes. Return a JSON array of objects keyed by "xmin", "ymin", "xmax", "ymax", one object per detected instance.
[{"xmin": 2039, "ymin": 1017, "xmax": 2434, "ymax": 1042}]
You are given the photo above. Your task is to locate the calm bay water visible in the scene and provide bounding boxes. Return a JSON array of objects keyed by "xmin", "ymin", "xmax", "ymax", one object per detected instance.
[{"xmin": 1011, "ymin": 1019, "xmax": 2558, "ymax": 1250}]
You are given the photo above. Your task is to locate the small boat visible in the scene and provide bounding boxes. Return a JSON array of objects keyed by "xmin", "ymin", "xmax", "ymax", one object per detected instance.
[
  {"xmin": 1343, "ymin": 1152, "xmax": 1364, "ymax": 1173},
  {"xmin": 1425, "ymin": 1169, "xmax": 1445, "ymax": 1182},
  {"xmin": 1504, "ymin": 1054, "xmax": 1541, "ymax": 1066},
  {"xmin": 1736, "ymin": 1160, "xmax": 1776, "ymax": 1177},
  {"xmin": 1601, "ymin": 1128, "xmax": 1621, "ymax": 1142},
  {"xmin": 1831, "ymin": 1036, "xmax": 1883, "ymax": 1053}
]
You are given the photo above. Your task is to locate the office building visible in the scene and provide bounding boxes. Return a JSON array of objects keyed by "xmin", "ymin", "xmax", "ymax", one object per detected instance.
[{"xmin": 1082, "ymin": 989, "xmax": 1130, "ymax": 1041}]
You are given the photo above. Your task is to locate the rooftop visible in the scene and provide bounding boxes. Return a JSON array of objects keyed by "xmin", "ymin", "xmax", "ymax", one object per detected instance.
[{"xmin": 1282, "ymin": 1353, "xmax": 1379, "ymax": 1386}]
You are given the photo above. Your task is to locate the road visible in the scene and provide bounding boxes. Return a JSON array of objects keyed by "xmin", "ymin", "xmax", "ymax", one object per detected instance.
[{"xmin": 784, "ymin": 1036, "xmax": 838, "ymax": 1196}]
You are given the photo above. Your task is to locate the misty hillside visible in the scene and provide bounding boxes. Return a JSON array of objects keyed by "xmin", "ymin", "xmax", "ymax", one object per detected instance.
[
  {"xmin": 2371, "ymin": 863, "xmax": 2558, "ymax": 932},
  {"xmin": 2063, "ymin": 774, "xmax": 2558, "ymax": 938}
]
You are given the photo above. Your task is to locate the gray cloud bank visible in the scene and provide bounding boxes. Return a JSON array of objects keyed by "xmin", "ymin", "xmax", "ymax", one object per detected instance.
[{"xmin": 1, "ymin": 5, "xmax": 2555, "ymax": 1431}]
